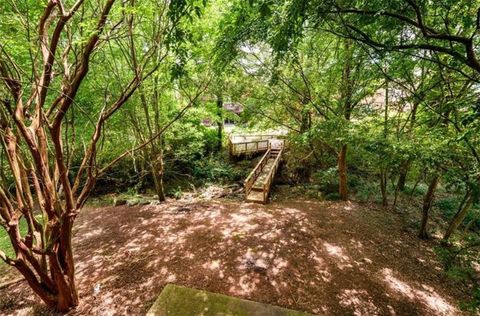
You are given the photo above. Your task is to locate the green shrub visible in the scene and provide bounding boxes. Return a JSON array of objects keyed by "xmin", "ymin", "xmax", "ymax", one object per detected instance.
[
  {"xmin": 436, "ymin": 197, "xmax": 480, "ymax": 231},
  {"xmin": 434, "ymin": 244, "xmax": 480, "ymax": 312},
  {"xmin": 192, "ymin": 156, "xmax": 243, "ymax": 183},
  {"xmin": 436, "ymin": 196, "xmax": 463, "ymax": 219},
  {"xmin": 324, "ymin": 192, "xmax": 341, "ymax": 200},
  {"xmin": 312, "ymin": 167, "xmax": 338, "ymax": 193},
  {"xmin": 352, "ymin": 176, "xmax": 380, "ymax": 203},
  {"xmin": 167, "ymin": 186, "xmax": 183, "ymax": 199},
  {"xmin": 405, "ymin": 183, "xmax": 428, "ymax": 196}
]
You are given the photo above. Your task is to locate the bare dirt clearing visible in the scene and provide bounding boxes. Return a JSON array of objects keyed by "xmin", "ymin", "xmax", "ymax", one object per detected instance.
[{"xmin": 0, "ymin": 198, "xmax": 469, "ymax": 315}]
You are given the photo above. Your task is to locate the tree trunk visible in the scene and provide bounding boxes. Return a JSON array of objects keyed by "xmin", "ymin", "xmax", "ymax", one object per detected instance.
[
  {"xmin": 338, "ymin": 144, "xmax": 348, "ymax": 200},
  {"xmin": 12, "ymin": 218, "xmax": 79, "ymax": 312},
  {"xmin": 52, "ymin": 247, "xmax": 79, "ymax": 312},
  {"xmin": 216, "ymin": 94, "xmax": 223, "ymax": 151},
  {"xmin": 151, "ymin": 146, "xmax": 166, "ymax": 202},
  {"xmin": 300, "ymin": 107, "xmax": 311, "ymax": 133},
  {"xmin": 418, "ymin": 175, "xmax": 439, "ymax": 239},
  {"xmin": 135, "ymin": 158, "xmax": 147, "ymax": 194},
  {"xmin": 337, "ymin": 39, "xmax": 354, "ymax": 201},
  {"xmin": 397, "ymin": 160, "xmax": 411, "ymax": 191},
  {"xmin": 380, "ymin": 170, "xmax": 388, "ymax": 207},
  {"xmin": 443, "ymin": 193, "xmax": 474, "ymax": 241}
]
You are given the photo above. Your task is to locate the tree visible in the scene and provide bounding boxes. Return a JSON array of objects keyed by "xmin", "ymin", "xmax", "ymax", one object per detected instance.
[
  {"xmin": 0, "ymin": 0, "xmax": 204, "ymax": 311},
  {"xmin": 419, "ymin": 175, "xmax": 440, "ymax": 239},
  {"xmin": 222, "ymin": 0, "xmax": 480, "ymax": 78},
  {"xmin": 324, "ymin": 0, "xmax": 480, "ymax": 77}
]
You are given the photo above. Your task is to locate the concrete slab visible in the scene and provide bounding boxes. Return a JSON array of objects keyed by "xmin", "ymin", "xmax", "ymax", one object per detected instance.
[{"xmin": 147, "ymin": 284, "xmax": 313, "ymax": 316}]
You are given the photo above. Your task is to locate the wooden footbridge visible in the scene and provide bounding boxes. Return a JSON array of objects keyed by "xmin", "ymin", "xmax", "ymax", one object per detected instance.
[{"xmin": 228, "ymin": 135, "xmax": 284, "ymax": 204}]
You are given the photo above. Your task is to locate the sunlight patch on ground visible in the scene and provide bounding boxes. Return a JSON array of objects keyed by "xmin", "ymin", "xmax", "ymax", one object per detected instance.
[
  {"xmin": 82, "ymin": 227, "xmax": 104, "ymax": 238},
  {"xmin": 323, "ymin": 242, "xmax": 354, "ymax": 269},
  {"xmin": 228, "ymin": 275, "xmax": 259, "ymax": 296},
  {"xmin": 381, "ymin": 268, "xmax": 456, "ymax": 315},
  {"xmin": 203, "ymin": 260, "xmax": 221, "ymax": 270},
  {"xmin": 308, "ymin": 251, "xmax": 331, "ymax": 282},
  {"xmin": 349, "ymin": 239, "xmax": 364, "ymax": 249},
  {"xmin": 3, "ymin": 200, "xmax": 456, "ymax": 316},
  {"xmin": 343, "ymin": 203, "xmax": 356, "ymax": 211},
  {"xmin": 271, "ymin": 257, "xmax": 288, "ymax": 275},
  {"xmin": 323, "ymin": 242, "xmax": 349, "ymax": 260},
  {"xmin": 338, "ymin": 289, "xmax": 380, "ymax": 316}
]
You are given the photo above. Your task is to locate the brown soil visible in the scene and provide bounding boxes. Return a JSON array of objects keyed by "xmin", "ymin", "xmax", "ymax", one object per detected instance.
[{"xmin": 0, "ymin": 198, "xmax": 470, "ymax": 315}]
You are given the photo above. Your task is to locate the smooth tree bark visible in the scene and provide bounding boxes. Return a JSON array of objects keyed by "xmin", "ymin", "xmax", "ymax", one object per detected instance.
[
  {"xmin": 443, "ymin": 191, "xmax": 475, "ymax": 241},
  {"xmin": 418, "ymin": 175, "xmax": 439, "ymax": 239},
  {"xmin": 381, "ymin": 75, "xmax": 390, "ymax": 207}
]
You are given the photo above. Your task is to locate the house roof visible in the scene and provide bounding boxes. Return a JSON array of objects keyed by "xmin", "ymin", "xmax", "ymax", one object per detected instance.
[{"xmin": 223, "ymin": 102, "xmax": 243, "ymax": 114}]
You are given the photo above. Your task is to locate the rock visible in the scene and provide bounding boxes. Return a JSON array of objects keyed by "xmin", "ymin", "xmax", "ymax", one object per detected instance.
[
  {"xmin": 200, "ymin": 185, "xmax": 227, "ymax": 199},
  {"xmin": 114, "ymin": 199, "xmax": 127, "ymax": 206},
  {"xmin": 127, "ymin": 199, "xmax": 139, "ymax": 206},
  {"xmin": 245, "ymin": 258, "xmax": 268, "ymax": 274},
  {"xmin": 176, "ymin": 206, "xmax": 192, "ymax": 213},
  {"xmin": 139, "ymin": 200, "xmax": 151, "ymax": 206},
  {"xmin": 126, "ymin": 198, "xmax": 151, "ymax": 206}
]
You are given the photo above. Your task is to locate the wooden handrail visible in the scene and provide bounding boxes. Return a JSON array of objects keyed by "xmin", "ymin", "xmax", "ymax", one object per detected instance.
[
  {"xmin": 230, "ymin": 134, "xmax": 280, "ymax": 139},
  {"xmin": 262, "ymin": 143, "xmax": 284, "ymax": 201},
  {"xmin": 244, "ymin": 148, "xmax": 271, "ymax": 195},
  {"xmin": 230, "ymin": 139, "xmax": 269, "ymax": 156},
  {"xmin": 229, "ymin": 134, "xmax": 286, "ymax": 143}
]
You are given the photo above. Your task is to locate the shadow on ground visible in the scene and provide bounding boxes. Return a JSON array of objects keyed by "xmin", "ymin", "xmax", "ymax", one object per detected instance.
[{"xmin": 0, "ymin": 199, "xmax": 468, "ymax": 315}]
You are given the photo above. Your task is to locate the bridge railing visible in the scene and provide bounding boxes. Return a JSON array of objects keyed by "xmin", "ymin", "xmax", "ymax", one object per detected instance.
[
  {"xmin": 261, "ymin": 144, "xmax": 283, "ymax": 202},
  {"xmin": 244, "ymin": 146, "xmax": 271, "ymax": 196},
  {"xmin": 228, "ymin": 134, "xmax": 285, "ymax": 156}
]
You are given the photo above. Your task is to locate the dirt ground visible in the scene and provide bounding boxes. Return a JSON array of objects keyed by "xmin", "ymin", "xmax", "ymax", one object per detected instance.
[{"xmin": 0, "ymin": 197, "xmax": 471, "ymax": 315}]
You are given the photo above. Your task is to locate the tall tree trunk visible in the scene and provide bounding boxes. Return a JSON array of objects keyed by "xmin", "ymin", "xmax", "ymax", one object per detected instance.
[
  {"xmin": 151, "ymin": 136, "xmax": 166, "ymax": 202},
  {"xmin": 397, "ymin": 160, "xmax": 411, "ymax": 191},
  {"xmin": 338, "ymin": 144, "xmax": 348, "ymax": 200},
  {"xmin": 380, "ymin": 169, "xmax": 388, "ymax": 207},
  {"xmin": 216, "ymin": 94, "xmax": 223, "ymax": 151},
  {"xmin": 337, "ymin": 39, "xmax": 354, "ymax": 201},
  {"xmin": 300, "ymin": 107, "xmax": 311, "ymax": 133},
  {"xmin": 443, "ymin": 192, "xmax": 474, "ymax": 241},
  {"xmin": 396, "ymin": 98, "xmax": 419, "ymax": 192},
  {"xmin": 135, "ymin": 157, "xmax": 147, "ymax": 193},
  {"xmin": 418, "ymin": 175, "xmax": 439, "ymax": 239},
  {"xmin": 395, "ymin": 102, "xmax": 417, "ymax": 192}
]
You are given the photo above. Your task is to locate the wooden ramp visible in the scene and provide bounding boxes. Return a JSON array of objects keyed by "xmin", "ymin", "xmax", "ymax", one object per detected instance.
[{"xmin": 243, "ymin": 139, "xmax": 284, "ymax": 204}]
